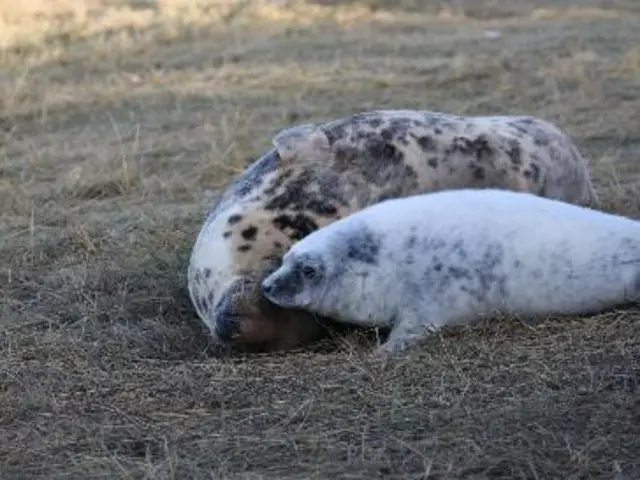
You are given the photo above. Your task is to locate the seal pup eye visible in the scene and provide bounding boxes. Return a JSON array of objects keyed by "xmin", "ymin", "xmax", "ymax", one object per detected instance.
[{"xmin": 301, "ymin": 265, "xmax": 317, "ymax": 280}]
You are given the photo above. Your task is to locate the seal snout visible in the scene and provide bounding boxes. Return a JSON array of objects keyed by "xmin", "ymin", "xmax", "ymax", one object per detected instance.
[
  {"xmin": 260, "ymin": 274, "xmax": 284, "ymax": 306},
  {"xmin": 213, "ymin": 310, "xmax": 242, "ymax": 343},
  {"xmin": 261, "ymin": 268, "xmax": 298, "ymax": 308},
  {"xmin": 212, "ymin": 294, "xmax": 243, "ymax": 343},
  {"xmin": 261, "ymin": 277, "xmax": 277, "ymax": 300}
]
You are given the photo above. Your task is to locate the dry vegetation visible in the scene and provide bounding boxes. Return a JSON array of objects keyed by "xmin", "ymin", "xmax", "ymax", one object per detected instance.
[{"xmin": 1, "ymin": 0, "xmax": 639, "ymax": 478}]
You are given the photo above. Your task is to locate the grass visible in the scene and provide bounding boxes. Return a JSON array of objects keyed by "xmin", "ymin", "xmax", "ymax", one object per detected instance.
[{"xmin": 1, "ymin": 0, "xmax": 639, "ymax": 478}]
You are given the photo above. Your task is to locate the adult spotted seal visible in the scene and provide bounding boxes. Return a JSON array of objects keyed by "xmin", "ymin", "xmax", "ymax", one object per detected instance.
[
  {"xmin": 261, "ymin": 189, "xmax": 637, "ymax": 355},
  {"xmin": 188, "ymin": 110, "xmax": 599, "ymax": 352}
]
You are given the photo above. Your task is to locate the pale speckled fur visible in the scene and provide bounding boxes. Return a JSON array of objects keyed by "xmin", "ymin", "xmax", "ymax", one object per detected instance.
[
  {"xmin": 262, "ymin": 189, "xmax": 640, "ymax": 355},
  {"xmin": 188, "ymin": 109, "xmax": 599, "ymax": 351}
]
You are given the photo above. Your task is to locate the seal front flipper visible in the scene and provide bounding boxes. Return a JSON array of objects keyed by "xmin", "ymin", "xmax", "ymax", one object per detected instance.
[{"xmin": 373, "ymin": 309, "xmax": 442, "ymax": 356}]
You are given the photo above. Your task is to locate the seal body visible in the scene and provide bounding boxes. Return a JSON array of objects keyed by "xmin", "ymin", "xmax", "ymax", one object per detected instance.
[
  {"xmin": 188, "ymin": 110, "xmax": 599, "ymax": 351},
  {"xmin": 261, "ymin": 189, "xmax": 640, "ymax": 355}
]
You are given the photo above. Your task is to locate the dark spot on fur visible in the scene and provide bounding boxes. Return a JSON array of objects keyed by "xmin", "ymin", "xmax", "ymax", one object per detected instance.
[
  {"xmin": 228, "ymin": 214, "xmax": 242, "ymax": 225},
  {"xmin": 428, "ymin": 157, "xmax": 439, "ymax": 168},
  {"xmin": 405, "ymin": 234, "xmax": 417, "ymax": 250},
  {"xmin": 382, "ymin": 143, "xmax": 397, "ymax": 158},
  {"xmin": 445, "ymin": 135, "xmax": 494, "ymax": 163},
  {"xmin": 470, "ymin": 164, "xmax": 485, "ymax": 180},
  {"xmin": 380, "ymin": 129, "xmax": 393, "ymax": 142},
  {"xmin": 324, "ymin": 112, "xmax": 435, "ymax": 192},
  {"xmin": 506, "ymin": 139, "xmax": 523, "ymax": 165},
  {"xmin": 273, "ymin": 213, "xmax": 319, "ymax": 241},
  {"xmin": 530, "ymin": 164, "xmax": 540, "ymax": 182},
  {"xmin": 422, "ymin": 237, "xmax": 507, "ymax": 303},
  {"xmin": 413, "ymin": 134, "xmax": 437, "ymax": 152},
  {"xmin": 344, "ymin": 226, "xmax": 381, "ymax": 265},
  {"xmin": 366, "ymin": 138, "xmax": 404, "ymax": 165},
  {"xmin": 353, "ymin": 129, "xmax": 377, "ymax": 144},
  {"xmin": 523, "ymin": 163, "xmax": 541, "ymax": 182},
  {"xmin": 238, "ymin": 244, "xmax": 252, "ymax": 252},
  {"xmin": 471, "ymin": 136, "xmax": 493, "ymax": 160},
  {"xmin": 241, "ymin": 225, "xmax": 258, "ymax": 241},
  {"xmin": 434, "ymin": 127, "xmax": 443, "ymax": 135},
  {"xmin": 534, "ymin": 133, "xmax": 549, "ymax": 146},
  {"xmin": 264, "ymin": 169, "xmax": 342, "ymax": 216},
  {"xmin": 274, "ymin": 241, "xmax": 283, "ymax": 249},
  {"xmin": 223, "ymin": 231, "xmax": 232, "ymax": 239},
  {"xmin": 333, "ymin": 140, "xmax": 416, "ymax": 190},
  {"xmin": 313, "ymin": 201, "xmax": 339, "ymax": 216},
  {"xmin": 203, "ymin": 268, "xmax": 212, "ymax": 279},
  {"xmin": 323, "ymin": 125, "xmax": 345, "ymax": 145},
  {"xmin": 402, "ymin": 231, "xmax": 417, "ymax": 266},
  {"xmin": 207, "ymin": 291, "xmax": 214, "ymax": 303},
  {"xmin": 448, "ymin": 266, "xmax": 472, "ymax": 280},
  {"xmin": 263, "ymin": 168, "xmax": 295, "ymax": 196},
  {"xmin": 388, "ymin": 117, "xmax": 416, "ymax": 134}
]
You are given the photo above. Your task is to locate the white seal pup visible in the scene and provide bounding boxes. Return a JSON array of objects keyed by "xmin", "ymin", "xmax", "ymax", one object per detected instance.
[
  {"xmin": 261, "ymin": 188, "xmax": 639, "ymax": 355},
  {"xmin": 188, "ymin": 109, "xmax": 599, "ymax": 352}
]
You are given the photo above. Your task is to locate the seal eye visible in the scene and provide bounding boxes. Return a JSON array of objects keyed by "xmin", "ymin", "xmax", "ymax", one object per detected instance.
[{"xmin": 301, "ymin": 265, "xmax": 317, "ymax": 280}]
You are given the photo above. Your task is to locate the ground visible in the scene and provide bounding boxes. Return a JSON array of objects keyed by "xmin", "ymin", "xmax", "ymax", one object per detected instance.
[{"xmin": 0, "ymin": 0, "xmax": 639, "ymax": 478}]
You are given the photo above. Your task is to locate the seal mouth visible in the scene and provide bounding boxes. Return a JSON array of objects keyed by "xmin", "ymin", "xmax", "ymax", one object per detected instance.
[
  {"xmin": 261, "ymin": 281, "xmax": 294, "ymax": 309},
  {"xmin": 261, "ymin": 267, "xmax": 304, "ymax": 309}
]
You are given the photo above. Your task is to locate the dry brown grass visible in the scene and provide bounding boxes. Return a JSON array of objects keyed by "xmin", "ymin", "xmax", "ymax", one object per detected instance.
[{"xmin": 1, "ymin": 0, "xmax": 639, "ymax": 478}]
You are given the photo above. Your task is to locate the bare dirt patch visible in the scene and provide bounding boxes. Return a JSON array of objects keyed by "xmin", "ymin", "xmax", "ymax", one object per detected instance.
[{"xmin": 1, "ymin": 1, "xmax": 639, "ymax": 478}]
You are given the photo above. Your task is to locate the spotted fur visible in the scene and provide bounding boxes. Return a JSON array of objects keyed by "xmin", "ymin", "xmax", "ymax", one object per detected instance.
[
  {"xmin": 188, "ymin": 109, "xmax": 599, "ymax": 351},
  {"xmin": 262, "ymin": 189, "xmax": 640, "ymax": 356}
]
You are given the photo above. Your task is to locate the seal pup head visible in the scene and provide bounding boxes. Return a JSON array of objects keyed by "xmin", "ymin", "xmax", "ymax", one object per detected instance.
[
  {"xmin": 187, "ymin": 123, "xmax": 347, "ymax": 351},
  {"xmin": 261, "ymin": 219, "xmax": 393, "ymax": 329}
]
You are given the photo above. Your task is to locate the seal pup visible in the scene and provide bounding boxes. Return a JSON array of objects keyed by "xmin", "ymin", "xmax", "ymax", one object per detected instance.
[
  {"xmin": 261, "ymin": 188, "xmax": 639, "ymax": 355},
  {"xmin": 188, "ymin": 110, "xmax": 599, "ymax": 352}
]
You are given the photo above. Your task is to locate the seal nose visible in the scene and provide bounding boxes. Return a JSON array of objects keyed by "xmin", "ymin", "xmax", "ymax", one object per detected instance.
[
  {"xmin": 261, "ymin": 279, "xmax": 275, "ymax": 298},
  {"xmin": 214, "ymin": 311, "xmax": 241, "ymax": 343}
]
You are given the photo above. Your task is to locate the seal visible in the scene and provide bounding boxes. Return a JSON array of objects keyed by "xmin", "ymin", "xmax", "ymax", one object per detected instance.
[
  {"xmin": 261, "ymin": 188, "xmax": 640, "ymax": 355},
  {"xmin": 188, "ymin": 109, "xmax": 600, "ymax": 352}
]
